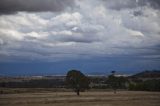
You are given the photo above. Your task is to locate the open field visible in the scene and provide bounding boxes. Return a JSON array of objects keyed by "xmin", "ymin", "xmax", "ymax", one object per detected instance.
[{"xmin": 0, "ymin": 91, "xmax": 160, "ymax": 106}]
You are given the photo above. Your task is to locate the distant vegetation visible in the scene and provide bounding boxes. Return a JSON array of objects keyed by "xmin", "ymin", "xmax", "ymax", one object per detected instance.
[
  {"xmin": 0, "ymin": 79, "xmax": 65, "ymax": 88},
  {"xmin": 128, "ymin": 70, "xmax": 160, "ymax": 91},
  {"xmin": 128, "ymin": 79, "xmax": 160, "ymax": 91},
  {"xmin": 0, "ymin": 70, "xmax": 160, "ymax": 94}
]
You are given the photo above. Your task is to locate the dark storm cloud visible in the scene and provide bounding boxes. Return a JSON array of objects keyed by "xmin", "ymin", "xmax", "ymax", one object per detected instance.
[
  {"xmin": 133, "ymin": 10, "xmax": 143, "ymax": 16},
  {"xmin": 60, "ymin": 36, "xmax": 100, "ymax": 43},
  {"xmin": 102, "ymin": 0, "xmax": 160, "ymax": 10},
  {"xmin": 1, "ymin": 0, "xmax": 159, "ymax": 15},
  {"xmin": 0, "ymin": 0, "xmax": 74, "ymax": 14},
  {"xmin": 102, "ymin": 0, "xmax": 147, "ymax": 10},
  {"xmin": 149, "ymin": 0, "xmax": 160, "ymax": 9}
]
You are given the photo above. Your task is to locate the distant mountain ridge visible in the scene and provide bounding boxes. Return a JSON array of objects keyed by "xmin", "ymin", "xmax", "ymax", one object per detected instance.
[{"xmin": 131, "ymin": 70, "xmax": 160, "ymax": 78}]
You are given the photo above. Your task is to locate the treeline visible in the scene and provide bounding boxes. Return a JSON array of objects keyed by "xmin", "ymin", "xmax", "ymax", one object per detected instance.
[
  {"xmin": 0, "ymin": 78, "xmax": 160, "ymax": 91},
  {"xmin": 129, "ymin": 79, "xmax": 160, "ymax": 91},
  {"xmin": 90, "ymin": 77, "xmax": 160, "ymax": 91},
  {"xmin": 0, "ymin": 79, "xmax": 65, "ymax": 88},
  {"xmin": 0, "ymin": 76, "xmax": 127, "ymax": 89},
  {"xmin": 0, "ymin": 70, "xmax": 160, "ymax": 92},
  {"xmin": 89, "ymin": 76, "xmax": 128, "ymax": 89}
]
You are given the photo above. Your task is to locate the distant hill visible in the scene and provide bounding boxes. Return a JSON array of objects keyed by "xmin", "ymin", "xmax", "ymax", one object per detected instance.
[{"xmin": 131, "ymin": 70, "xmax": 160, "ymax": 78}]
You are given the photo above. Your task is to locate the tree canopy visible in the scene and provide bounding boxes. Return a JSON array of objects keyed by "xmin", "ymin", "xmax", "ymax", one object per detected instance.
[{"xmin": 66, "ymin": 70, "xmax": 90, "ymax": 95}]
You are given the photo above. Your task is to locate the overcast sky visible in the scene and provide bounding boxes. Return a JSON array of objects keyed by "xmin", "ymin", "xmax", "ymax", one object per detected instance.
[{"xmin": 0, "ymin": 0, "xmax": 160, "ymax": 76}]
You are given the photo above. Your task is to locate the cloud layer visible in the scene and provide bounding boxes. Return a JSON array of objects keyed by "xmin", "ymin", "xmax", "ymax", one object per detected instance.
[
  {"xmin": 0, "ymin": 0, "xmax": 74, "ymax": 14},
  {"xmin": 0, "ymin": 0, "xmax": 160, "ymax": 62}
]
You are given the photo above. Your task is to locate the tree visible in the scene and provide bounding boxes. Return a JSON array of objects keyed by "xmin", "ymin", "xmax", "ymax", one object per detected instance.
[
  {"xmin": 108, "ymin": 75, "xmax": 118, "ymax": 94},
  {"xmin": 66, "ymin": 70, "xmax": 90, "ymax": 96},
  {"xmin": 107, "ymin": 71, "xmax": 118, "ymax": 94},
  {"xmin": 107, "ymin": 71, "xmax": 129, "ymax": 93}
]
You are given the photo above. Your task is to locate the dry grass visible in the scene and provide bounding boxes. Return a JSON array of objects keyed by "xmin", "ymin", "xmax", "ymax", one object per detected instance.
[{"xmin": 0, "ymin": 91, "xmax": 160, "ymax": 106}]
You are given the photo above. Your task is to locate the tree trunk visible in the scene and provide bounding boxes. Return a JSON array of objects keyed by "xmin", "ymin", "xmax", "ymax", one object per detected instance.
[
  {"xmin": 114, "ymin": 89, "xmax": 116, "ymax": 94},
  {"xmin": 76, "ymin": 89, "xmax": 80, "ymax": 96}
]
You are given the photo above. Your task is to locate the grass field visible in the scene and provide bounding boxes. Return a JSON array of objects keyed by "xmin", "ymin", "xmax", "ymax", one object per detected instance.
[{"xmin": 0, "ymin": 90, "xmax": 160, "ymax": 106}]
